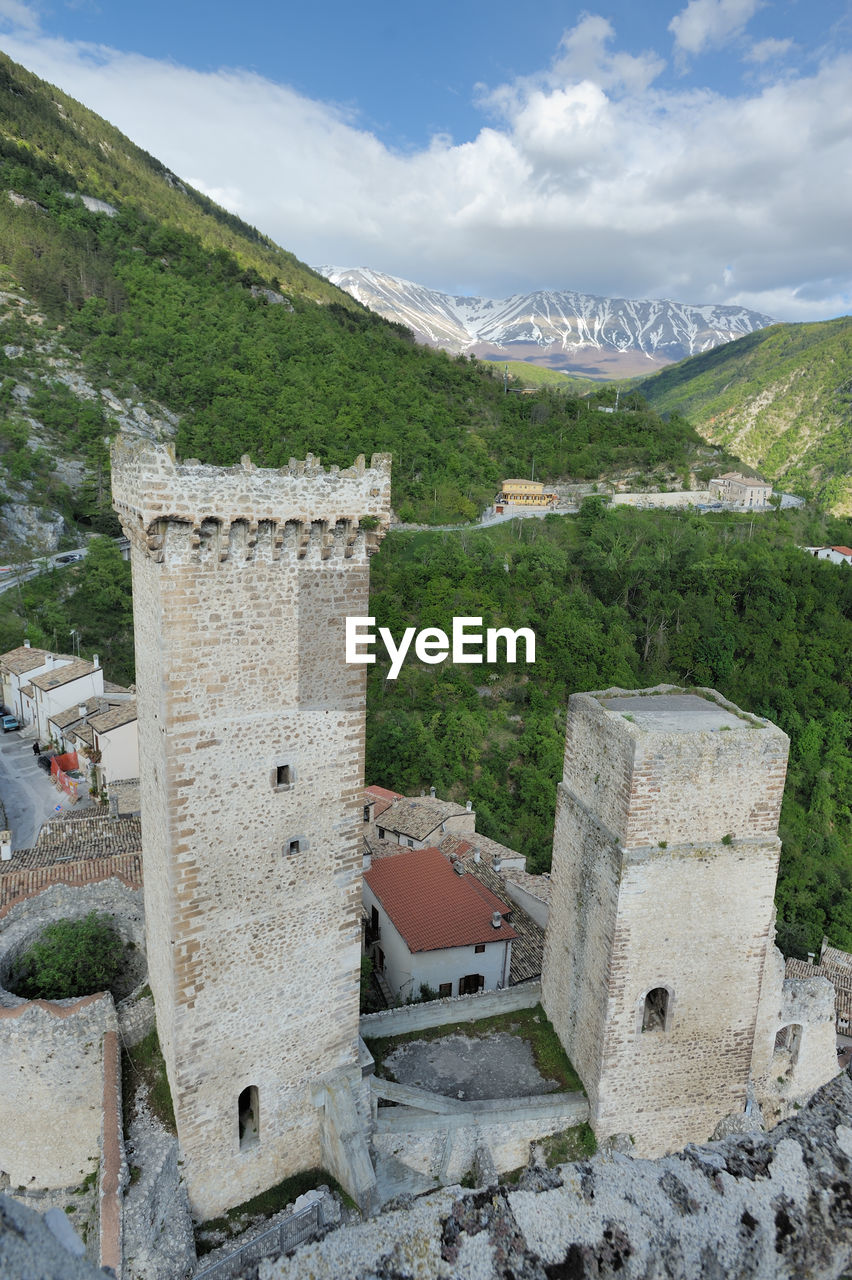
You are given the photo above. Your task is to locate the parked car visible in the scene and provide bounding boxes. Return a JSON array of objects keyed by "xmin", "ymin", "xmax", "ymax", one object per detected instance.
[
  {"xmin": 2, "ymin": 715, "xmax": 21, "ymax": 732},
  {"xmin": 37, "ymin": 754, "xmax": 53, "ymax": 772},
  {"xmin": 55, "ymin": 552, "xmax": 84, "ymax": 564}
]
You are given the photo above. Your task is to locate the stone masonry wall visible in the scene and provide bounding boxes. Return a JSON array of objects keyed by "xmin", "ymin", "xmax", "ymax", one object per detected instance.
[
  {"xmin": 561, "ymin": 687, "xmax": 789, "ymax": 847},
  {"xmin": 112, "ymin": 439, "xmax": 391, "ymax": 1220},
  {"xmin": 0, "ymin": 994, "xmax": 114, "ymax": 1188},
  {"xmin": 543, "ymin": 688, "xmax": 790, "ymax": 1158}
]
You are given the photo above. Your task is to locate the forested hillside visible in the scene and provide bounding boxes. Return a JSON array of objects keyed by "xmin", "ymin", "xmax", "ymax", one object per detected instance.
[
  {"xmin": 638, "ymin": 319, "xmax": 852, "ymax": 514},
  {"xmin": 0, "ymin": 52, "xmax": 724, "ymax": 537},
  {"xmin": 7, "ymin": 503, "xmax": 851, "ymax": 959},
  {"xmin": 0, "ymin": 53, "xmax": 848, "ymax": 965},
  {"xmin": 365, "ymin": 503, "xmax": 852, "ymax": 958}
]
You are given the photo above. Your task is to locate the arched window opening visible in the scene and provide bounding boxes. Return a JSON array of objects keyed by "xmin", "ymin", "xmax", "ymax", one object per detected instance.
[
  {"xmin": 773, "ymin": 1024, "xmax": 802, "ymax": 1075},
  {"xmin": 642, "ymin": 987, "xmax": 669, "ymax": 1032},
  {"xmin": 238, "ymin": 1086, "xmax": 259, "ymax": 1150}
]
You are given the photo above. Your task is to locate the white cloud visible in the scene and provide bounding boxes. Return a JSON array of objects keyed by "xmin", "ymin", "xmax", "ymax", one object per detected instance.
[
  {"xmin": 0, "ymin": 12, "xmax": 849, "ymax": 321},
  {"xmin": 745, "ymin": 37, "xmax": 794, "ymax": 64},
  {"xmin": 669, "ymin": 0, "xmax": 762, "ymax": 56},
  {"xmin": 0, "ymin": 0, "xmax": 40, "ymax": 33}
]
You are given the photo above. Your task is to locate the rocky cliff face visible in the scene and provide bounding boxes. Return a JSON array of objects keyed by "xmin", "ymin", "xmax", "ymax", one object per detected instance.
[{"xmin": 319, "ymin": 267, "xmax": 776, "ymax": 378}]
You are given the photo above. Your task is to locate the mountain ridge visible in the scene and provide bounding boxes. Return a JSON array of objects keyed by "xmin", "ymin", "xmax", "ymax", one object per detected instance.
[
  {"xmin": 319, "ymin": 266, "xmax": 776, "ymax": 378},
  {"xmin": 637, "ymin": 317, "xmax": 852, "ymax": 514}
]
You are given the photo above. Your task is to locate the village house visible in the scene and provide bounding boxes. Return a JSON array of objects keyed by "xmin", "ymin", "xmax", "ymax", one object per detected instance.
[
  {"xmin": 362, "ymin": 787, "xmax": 546, "ymax": 988},
  {"xmin": 28, "ymin": 657, "xmax": 105, "ymax": 745},
  {"xmin": 708, "ymin": 472, "xmax": 772, "ymax": 507},
  {"xmin": 369, "ymin": 789, "xmax": 477, "ymax": 849},
  {"xmin": 494, "ymin": 478, "xmax": 559, "ymax": 512},
  {"xmin": 363, "ymin": 845, "xmax": 516, "ymax": 1000},
  {"xmin": 803, "ymin": 545, "xmax": 852, "ymax": 566},
  {"xmin": 0, "ymin": 644, "xmax": 74, "ymax": 725},
  {"xmin": 88, "ymin": 699, "xmax": 138, "ymax": 788},
  {"xmin": 46, "ymin": 694, "xmax": 138, "ymax": 791}
]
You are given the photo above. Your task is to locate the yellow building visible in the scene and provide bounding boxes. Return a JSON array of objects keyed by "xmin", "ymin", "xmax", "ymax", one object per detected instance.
[{"xmin": 496, "ymin": 479, "xmax": 558, "ymax": 509}]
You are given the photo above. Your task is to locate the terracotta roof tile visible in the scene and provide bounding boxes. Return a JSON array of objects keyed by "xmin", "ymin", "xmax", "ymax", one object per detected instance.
[
  {"xmin": 378, "ymin": 796, "xmax": 470, "ymax": 841},
  {"xmin": 30, "ymin": 659, "xmax": 100, "ymax": 692},
  {"xmin": 365, "ymin": 784, "xmax": 404, "ymax": 818},
  {"xmin": 90, "ymin": 701, "xmax": 137, "ymax": 734},
  {"xmin": 0, "ymin": 645, "xmax": 51, "ymax": 675},
  {"xmin": 364, "ymin": 846, "xmax": 515, "ymax": 952}
]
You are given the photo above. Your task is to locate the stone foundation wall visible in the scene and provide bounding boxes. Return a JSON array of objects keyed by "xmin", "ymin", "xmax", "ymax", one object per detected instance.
[{"xmin": 0, "ymin": 994, "xmax": 115, "ymax": 1188}]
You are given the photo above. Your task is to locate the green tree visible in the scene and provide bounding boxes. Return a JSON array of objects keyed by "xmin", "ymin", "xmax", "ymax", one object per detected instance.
[{"xmin": 10, "ymin": 912, "xmax": 124, "ymax": 1000}]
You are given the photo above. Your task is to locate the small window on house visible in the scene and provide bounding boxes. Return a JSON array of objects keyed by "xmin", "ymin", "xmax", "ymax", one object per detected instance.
[
  {"xmin": 460, "ymin": 974, "xmax": 484, "ymax": 995},
  {"xmin": 238, "ymin": 1086, "xmax": 259, "ymax": 1150},
  {"xmin": 377, "ymin": 827, "xmax": 385, "ymax": 839},
  {"xmin": 642, "ymin": 987, "xmax": 669, "ymax": 1032},
  {"xmin": 439, "ymin": 982, "xmax": 452, "ymax": 997},
  {"xmin": 407, "ymin": 839, "xmax": 414, "ymax": 848},
  {"xmin": 364, "ymin": 805, "xmax": 370, "ymax": 822},
  {"xmin": 474, "ymin": 944, "xmax": 486, "ymax": 954}
]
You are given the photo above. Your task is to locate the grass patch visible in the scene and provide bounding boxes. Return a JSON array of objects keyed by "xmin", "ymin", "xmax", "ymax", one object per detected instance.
[
  {"xmin": 540, "ymin": 1123, "xmax": 597, "ymax": 1166},
  {"xmin": 122, "ymin": 1028, "xmax": 176, "ymax": 1135},
  {"xmin": 194, "ymin": 1169, "xmax": 350, "ymax": 1256},
  {"xmin": 364, "ymin": 1003, "xmax": 583, "ymax": 1093}
]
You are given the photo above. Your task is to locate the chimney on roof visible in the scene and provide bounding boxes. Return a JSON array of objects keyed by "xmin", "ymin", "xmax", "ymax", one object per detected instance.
[
  {"xmin": 93, "ymin": 654, "xmax": 100, "ymax": 668},
  {"xmin": 493, "ymin": 858, "xmax": 502, "ymax": 873},
  {"xmin": 430, "ymin": 785, "xmax": 436, "ymax": 798},
  {"xmin": 78, "ymin": 705, "xmax": 87, "ymax": 718},
  {"xmin": 491, "ymin": 911, "xmax": 502, "ymax": 929},
  {"xmin": 453, "ymin": 860, "xmax": 465, "ymax": 876},
  {"xmin": 44, "ymin": 654, "xmax": 54, "ymax": 668},
  {"xmin": 474, "ymin": 849, "xmax": 481, "ymax": 864},
  {"xmin": 23, "ymin": 639, "xmax": 30, "ymax": 648},
  {"xmin": 0, "ymin": 830, "xmax": 11, "ymax": 861},
  {"xmin": 466, "ymin": 800, "xmax": 472, "ymax": 812},
  {"xmin": 807, "ymin": 952, "xmax": 816, "ymax": 964}
]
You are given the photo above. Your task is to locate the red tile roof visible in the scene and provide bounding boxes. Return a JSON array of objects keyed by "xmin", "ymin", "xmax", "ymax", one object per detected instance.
[
  {"xmin": 830, "ymin": 546, "xmax": 852, "ymax": 556},
  {"xmin": 366, "ymin": 784, "xmax": 405, "ymax": 818},
  {"xmin": 364, "ymin": 846, "xmax": 516, "ymax": 952}
]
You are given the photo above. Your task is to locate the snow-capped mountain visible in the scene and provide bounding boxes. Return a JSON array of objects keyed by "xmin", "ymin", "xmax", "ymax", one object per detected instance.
[{"xmin": 319, "ymin": 267, "xmax": 777, "ymax": 378}]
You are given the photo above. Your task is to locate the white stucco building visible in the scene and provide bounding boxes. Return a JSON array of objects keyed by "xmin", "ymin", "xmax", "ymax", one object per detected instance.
[
  {"xmin": 803, "ymin": 545, "xmax": 852, "ymax": 566},
  {"xmin": 363, "ymin": 846, "xmax": 515, "ymax": 1001}
]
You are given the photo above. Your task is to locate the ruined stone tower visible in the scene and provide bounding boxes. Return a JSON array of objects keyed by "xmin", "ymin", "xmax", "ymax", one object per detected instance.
[
  {"xmin": 541, "ymin": 686, "xmax": 790, "ymax": 1157},
  {"xmin": 112, "ymin": 440, "xmax": 390, "ymax": 1218}
]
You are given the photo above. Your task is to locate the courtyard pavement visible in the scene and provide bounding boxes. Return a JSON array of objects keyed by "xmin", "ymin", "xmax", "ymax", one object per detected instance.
[{"xmin": 383, "ymin": 1031, "xmax": 560, "ymax": 1102}]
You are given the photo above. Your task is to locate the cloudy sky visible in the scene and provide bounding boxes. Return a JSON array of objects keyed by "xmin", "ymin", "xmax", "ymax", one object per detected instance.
[{"xmin": 0, "ymin": 0, "xmax": 850, "ymax": 320}]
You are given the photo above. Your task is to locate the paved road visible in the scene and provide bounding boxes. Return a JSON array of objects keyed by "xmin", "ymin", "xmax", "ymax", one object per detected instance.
[{"xmin": 0, "ymin": 731, "xmax": 77, "ymax": 849}]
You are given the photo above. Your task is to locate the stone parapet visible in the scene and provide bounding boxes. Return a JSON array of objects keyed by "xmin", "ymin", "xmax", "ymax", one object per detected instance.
[{"xmin": 111, "ymin": 438, "xmax": 392, "ymax": 564}]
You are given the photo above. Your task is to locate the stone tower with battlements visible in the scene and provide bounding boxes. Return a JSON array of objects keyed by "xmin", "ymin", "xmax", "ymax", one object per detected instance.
[
  {"xmin": 112, "ymin": 439, "xmax": 390, "ymax": 1218},
  {"xmin": 541, "ymin": 686, "xmax": 791, "ymax": 1158}
]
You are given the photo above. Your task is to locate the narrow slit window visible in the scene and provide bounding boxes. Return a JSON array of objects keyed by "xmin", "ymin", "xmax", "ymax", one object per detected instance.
[
  {"xmin": 288, "ymin": 839, "xmax": 300, "ymax": 855},
  {"xmin": 238, "ymin": 1086, "xmax": 259, "ymax": 1150}
]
